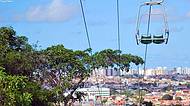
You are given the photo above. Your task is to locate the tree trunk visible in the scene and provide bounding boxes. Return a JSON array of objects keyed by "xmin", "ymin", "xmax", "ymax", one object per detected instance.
[
  {"xmin": 64, "ymin": 76, "xmax": 86, "ymax": 106},
  {"xmin": 64, "ymin": 100, "xmax": 69, "ymax": 106}
]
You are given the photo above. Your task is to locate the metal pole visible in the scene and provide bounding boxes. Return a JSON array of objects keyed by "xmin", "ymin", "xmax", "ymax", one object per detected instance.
[{"xmin": 140, "ymin": 0, "xmax": 152, "ymax": 105}]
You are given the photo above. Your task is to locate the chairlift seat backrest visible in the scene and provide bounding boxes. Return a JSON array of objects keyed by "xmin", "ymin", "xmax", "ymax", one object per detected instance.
[
  {"xmin": 140, "ymin": 35, "xmax": 152, "ymax": 44},
  {"xmin": 153, "ymin": 35, "xmax": 165, "ymax": 44}
]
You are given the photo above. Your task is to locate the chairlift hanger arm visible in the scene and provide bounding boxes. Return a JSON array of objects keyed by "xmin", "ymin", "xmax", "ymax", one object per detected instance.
[
  {"xmin": 137, "ymin": 0, "xmax": 166, "ymax": 31},
  {"xmin": 160, "ymin": 4, "xmax": 169, "ymax": 32},
  {"xmin": 135, "ymin": 4, "xmax": 144, "ymax": 45},
  {"xmin": 136, "ymin": 4, "xmax": 145, "ymax": 32}
]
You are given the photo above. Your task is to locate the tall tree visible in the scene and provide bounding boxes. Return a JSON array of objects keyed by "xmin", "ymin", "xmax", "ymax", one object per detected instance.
[
  {"xmin": 0, "ymin": 26, "xmax": 144, "ymax": 105},
  {"xmin": 37, "ymin": 45, "xmax": 92, "ymax": 105},
  {"xmin": 0, "ymin": 27, "xmax": 35, "ymax": 76}
]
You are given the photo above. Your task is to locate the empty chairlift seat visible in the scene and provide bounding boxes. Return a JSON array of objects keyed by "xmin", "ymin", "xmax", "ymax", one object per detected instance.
[
  {"xmin": 135, "ymin": 0, "xmax": 169, "ymax": 45},
  {"xmin": 140, "ymin": 35, "xmax": 152, "ymax": 44},
  {"xmin": 153, "ymin": 35, "xmax": 165, "ymax": 44}
]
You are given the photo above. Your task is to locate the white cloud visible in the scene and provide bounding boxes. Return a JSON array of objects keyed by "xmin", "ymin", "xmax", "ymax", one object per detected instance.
[
  {"xmin": 0, "ymin": 0, "xmax": 13, "ymax": 3},
  {"xmin": 26, "ymin": 0, "xmax": 78, "ymax": 22}
]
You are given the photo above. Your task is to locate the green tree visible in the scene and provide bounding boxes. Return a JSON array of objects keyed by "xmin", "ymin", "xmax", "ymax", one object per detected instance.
[
  {"xmin": 0, "ymin": 67, "xmax": 32, "ymax": 106},
  {"xmin": 92, "ymin": 49, "xmax": 144, "ymax": 71},
  {"xmin": 162, "ymin": 94, "xmax": 173, "ymax": 100},
  {"xmin": 123, "ymin": 90, "xmax": 133, "ymax": 99},
  {"xmin": 0, "ymin": 27, "xmax": 52, "ymax": 105},
  {"xmin": 0, "ymin": 27, "xmax": 35, "ymax": 76},
  {"xmin": 175, "ymin": 96, "xmax": 182, "ymax": 101},
  {"xmin": 26, "ymin": 82, "xmax": 54, "ymax": 106},
  {"xmin": 38, "ymin": 45, "xmax": 92, "ymax": 106},
  {"xmin": 0, "ymin": 26, "xmax": 144, "ymax": 106}
]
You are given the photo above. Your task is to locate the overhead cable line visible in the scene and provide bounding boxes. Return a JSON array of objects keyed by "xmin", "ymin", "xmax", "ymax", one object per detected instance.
[
  {"xmin": 79, "ymin": 0, "xmax": 103, "ymax": 105},
  {"xmin": 79, "ymin": 0, "xmax": 92, "ymax": 51},
  {"xmin": 116, "ymin": 0, "xmax": 122, "ymax": 94},
  {"xmin": 116, "ymin": 0, "xmax": 121, "ymax": 52}
]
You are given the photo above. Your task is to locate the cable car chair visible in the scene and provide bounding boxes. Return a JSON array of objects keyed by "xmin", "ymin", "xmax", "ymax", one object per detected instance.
[{"xmin": 135, "ymin": 0, "xmax": 169, "ymax": 45}]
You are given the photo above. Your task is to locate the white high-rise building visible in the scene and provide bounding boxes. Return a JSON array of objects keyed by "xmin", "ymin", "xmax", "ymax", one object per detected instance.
[
  {"xmin": 92, "ymin": 68, "xmax": 120, "ymax": 76},
  {"xmin": 176, "ymin": 67, "xmax": 190, "ymax": 75},
  {"xmin": 140, "ymin": 67, "xmax": 166, "ymax": 76}
]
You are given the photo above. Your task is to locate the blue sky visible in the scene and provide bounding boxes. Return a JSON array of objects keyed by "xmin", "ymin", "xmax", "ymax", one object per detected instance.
[{"xmin": 0, "ymin": 0, "xmax": 190, "ymax": 68}]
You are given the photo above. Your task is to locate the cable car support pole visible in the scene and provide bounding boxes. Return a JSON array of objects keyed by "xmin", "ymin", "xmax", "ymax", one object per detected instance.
[
  {"xmin": 143, "ymin": 0, "xmax": 152, "ymax": 77},
  {"xmin": 140, "ymin": 0, "xmax": 152, "ymax": 105}
]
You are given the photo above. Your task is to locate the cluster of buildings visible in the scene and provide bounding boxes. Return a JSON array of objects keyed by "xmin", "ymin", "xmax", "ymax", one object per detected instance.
[
  {"xmin": 174, "ymin": 67, "xmax": 190, "ymax": 75},
  {"xmin": 144, "ymin": 90, "xmax": 190, "ymax": 105},
  {"xmin": 92, "ymin": 68, "xmax": 121, "ymax": 77},
  {"xmin": 72, "ymin": 67, "xmax": 190, "ymax": 106},
  {"xmin": 76, "ymin": 86, "xmax": 110, "ymax": 101},
  {"xmin": 92, "ymin": 67, "xmax": 190, "ymax": 77}
]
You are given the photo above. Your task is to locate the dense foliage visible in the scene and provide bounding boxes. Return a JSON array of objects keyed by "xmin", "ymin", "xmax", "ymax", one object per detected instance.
[
  {"xmin": 0, "ymin": 67, "xmax": 32, "ymax": 106},
  {"xmin": 162, "ymin": 94, "xmax": 173, "ymax": 100},
  {"xmin": 0, "ymin": 27, "xmax": 144, "ymax": 106},
  {"xmin": 93, "ymin": 49, "xmax": 143, "ymax": 71}
]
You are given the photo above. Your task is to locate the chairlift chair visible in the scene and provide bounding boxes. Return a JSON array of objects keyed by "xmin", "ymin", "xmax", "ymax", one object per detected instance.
[{"xmin": 135, "ymin": 0, "xmax": 169, "ymax": 45}]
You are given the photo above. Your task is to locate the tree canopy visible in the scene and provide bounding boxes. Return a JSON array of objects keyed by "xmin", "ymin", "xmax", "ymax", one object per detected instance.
[
  {"xmin": 0, "ymin": 67, "xmax": 32, "ymax": 106},
  {"xmin": 162, "ymin": 94, "xmax": 173, "ymax": 100},
  {"xmin": 92, "ymin": 49, "xmax": 144, "ymax": 71},
  {"xmin": 0, "ymin": 26, "xmax": 144, "ymax": 106}
]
